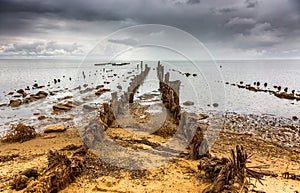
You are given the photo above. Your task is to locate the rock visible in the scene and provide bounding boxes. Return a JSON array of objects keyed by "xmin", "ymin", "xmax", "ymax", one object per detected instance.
[
  {"xmin": 0, "ymin": 103, "xmax": 7, "ymax": 107},
  {"xmin": 17, "ymin": 89, "xmax": 27, "ymax": 97},
  {"xmin": 212, "ymin": 103, "xmax": 219, "ymax": 107},
  {"xmin": 65, "ymin": 101, "xmax": 74, "ymax": 107},
  {"xmin": 63, "ymin": 95, "xmax": 73, "ymax": 99},
  {"xmin": 8, "ymin": 91, "xmax": 14, "ymax": 95},
  {"xmin": 183, "ymin": 101, "xmax": 194, "ymax": 106},
  {"xmin": 83, "ymin": 105, "xmax": 96, "ymax": 111},
  {"xmin": 292, "ymin": 116, "xmax": 298, "ymax": 121},
  {"xmin": 95, "ymin": 88, "xmax": 111, "ymax": 96},
  {"xmin": 30, "ymin": 91, "xmax": 48, "ymax": 102},
  {"xmin": 58, "ymin": 95, "xmax": 73, "ymax": 100},
  {"xmin": 38, "ymin": 115, "xmax": 47, "ymax": 120},
  {"xmin": 44, "ymin": 125, "xmax": 67, "ymax": 133},
  {"xmin": 184, "ymin": 73, "xmax": 191, "ymax": 77},
  {"xmin": 198, "ymin": 114, "xmax": 209, "ymax": 120},
  {"xmin": 22, "ymin": 98, "xmax": 30, "ymax": 104},
  {"xmin": 53, "ymin": 101, "xmax": 74, "ymax": 111},
  {"xmin": 9, "ymin": 99, "xmax": 22, "ymax": 107},
  {"xmin": 33, "ymin": 112, "xmax": 40, "ymax": 115},
  {"xmin": 96, "ymin": 85, "xmax": 104, "ymax": 89},
  {"xmin": 274, "ymin": 92, "xmax": 296, "ymax": 100},
  {"xmin": 36, "ymin": 91, "xmax": 48, "ymax": 98},
  {"xmin": 42, "ymin": 134, "xmax": 56, "ymax": 139},
  {"xmin": 13, "ymin": 94, "xmax": 22, "ymax": 98}
]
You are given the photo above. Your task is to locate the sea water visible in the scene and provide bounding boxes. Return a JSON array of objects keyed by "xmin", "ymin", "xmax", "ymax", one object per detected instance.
[{"xmin": 0, "ymin": 59, "xmax": 300, "ymax": 132}]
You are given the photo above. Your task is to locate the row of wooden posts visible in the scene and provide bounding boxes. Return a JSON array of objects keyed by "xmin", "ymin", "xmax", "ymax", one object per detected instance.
[
  {"xmin": 93, "ymin": 61, "xmax": 205, "ymax": 160},
  {"xmin": 156, "ymin": 62, "xmax": 206, "ymax": 159},
  {"xmin": 98, "ymin": 62, "xmax": 151, "ymax": 126},
  {"xmin": 156, "ymin": 62, "xmax": 181, "ymax": 123}
]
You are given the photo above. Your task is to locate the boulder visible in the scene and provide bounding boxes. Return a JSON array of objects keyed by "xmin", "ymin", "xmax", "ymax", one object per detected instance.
[
  {"xmin": 44, "ymin": 125, "xmax": 67, "ymax": 133},
  {"xmin": 183, "ymin": 101, "xmax": 194, "ymax": 106},
  {"xmin": 9, "ymin": 99, "xmax": 22, "ymax": 107}
]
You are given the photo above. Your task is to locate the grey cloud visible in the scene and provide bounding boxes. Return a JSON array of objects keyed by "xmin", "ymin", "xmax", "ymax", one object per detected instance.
[
  {"xmin": 232, "ymin": 22, "xmax": 284, "ymax": 49},
  {"xmin": 211, "ymin": 7, "xmax": 237, "ymax": 15},
  {"xmin": 0, "ymin": 0, "xmax": 299, "ymax": 59},
  {"xmin": 245, "ymin": 0, "xmax": 258, "ymax": 8},
  {"xmin": 108, "ymin": 38, "xmax": 139, "ymax": 46},
  {"xmin": 186, "ymin": 0, "xmax": 201, "ymax": 5},
  {"xmin": 225, "ymin": 17, "xmax": 256, "ymax": 27},
  {"xmin": 0, "ymin": 41, "xmax": 83, "ymax": 56},
  {"xmin": 0, "ymin": 0, "xmax": 122, "ymax": 21}
]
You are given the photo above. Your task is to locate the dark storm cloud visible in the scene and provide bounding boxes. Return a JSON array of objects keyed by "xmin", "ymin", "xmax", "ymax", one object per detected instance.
[
  {"xmin": 0, "ymin": 0, "xmax": 122, "ymax": 21},
  {"xmin": 245, "ymin": 0, "xmax": 258, "ymax": 8},
  {"xmin": 0, "ymin": 0, "xmax": 299, "ymax": 58},
  {"xmin": 186, "ymin": 0, "xmax": 201, "ymax": 5}
]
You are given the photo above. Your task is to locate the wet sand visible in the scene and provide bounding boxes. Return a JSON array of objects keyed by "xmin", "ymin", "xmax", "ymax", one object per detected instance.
[{"xmin": 0, "ymin": 119, "xmax": 299, "ymax": 193}]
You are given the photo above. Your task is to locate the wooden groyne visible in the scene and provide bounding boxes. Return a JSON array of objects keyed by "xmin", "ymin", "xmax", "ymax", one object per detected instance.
[
  {"xmin": 156, "ymin": 63, "xmax": 181, "ymax": 122},
  {"xmin": 93, "ymin": 63, "xmax": 151, "ymax": 129},
  {"xmin": 156, "ymin": 62, "xmax": 208, "ymax": 159}
]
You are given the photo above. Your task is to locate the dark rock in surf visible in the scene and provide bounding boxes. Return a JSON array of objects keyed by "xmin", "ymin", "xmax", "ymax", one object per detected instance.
[{"xmin": 9, "ymin": 99, "xmax": 22, "ymax": 107}]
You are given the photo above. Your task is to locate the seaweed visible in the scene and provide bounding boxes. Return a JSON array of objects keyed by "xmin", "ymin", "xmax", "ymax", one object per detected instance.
[
  {"xmin": 199, "ymin": 145, "xmax": 275, "ymax": 193},
  {"xmin": 23, "ymin": 146, "xmax": 87, "ymax": 193},
  {"xmin": 1, "ymin": 123, "xmax": 37, "ymax": 143}
]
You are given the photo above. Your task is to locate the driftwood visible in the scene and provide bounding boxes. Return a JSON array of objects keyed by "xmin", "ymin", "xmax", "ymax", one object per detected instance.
[{"xmin": 199, "ymin": 145, "xmax": 274, "ymax": 193}]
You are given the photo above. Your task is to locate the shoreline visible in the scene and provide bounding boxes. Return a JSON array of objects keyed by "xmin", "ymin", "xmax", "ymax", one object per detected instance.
[{"xmin": 0, "ymin": 61, "xmax": 300, "ymax": 192}]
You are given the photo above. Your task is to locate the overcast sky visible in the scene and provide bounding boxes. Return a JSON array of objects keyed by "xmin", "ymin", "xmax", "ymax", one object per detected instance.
[{"xmin": 0, "ymin": 0, "xmax": 299, "ymax": 59}]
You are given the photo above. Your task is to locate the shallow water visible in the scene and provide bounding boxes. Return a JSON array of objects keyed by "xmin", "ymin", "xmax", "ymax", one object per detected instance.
[{"xmin": 0, "ymin": 59, "xmax": 300, "ymax": 132}]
